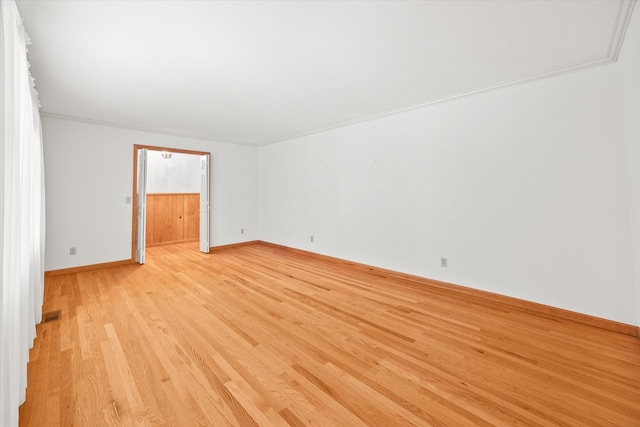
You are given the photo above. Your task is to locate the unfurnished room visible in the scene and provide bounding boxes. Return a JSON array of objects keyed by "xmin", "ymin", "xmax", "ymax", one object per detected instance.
[{"xmin": 1, "ymin": 0, "xmax": 640, "ymax": 426}]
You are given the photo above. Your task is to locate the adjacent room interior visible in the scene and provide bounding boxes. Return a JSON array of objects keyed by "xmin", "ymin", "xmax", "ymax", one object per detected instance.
[
  {"xmin": 143, "ymin": 150, "xmax": 202, "ymax": 249},
  {"xmin": 2, "ymin": 0, "xmax": 640, "ymax": 425}
]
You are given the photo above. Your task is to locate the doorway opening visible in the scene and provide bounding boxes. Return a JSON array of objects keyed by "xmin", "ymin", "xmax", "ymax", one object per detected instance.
[{"xmin": 132, "ymin": 145, "xmax": 211, "ymax": 264}]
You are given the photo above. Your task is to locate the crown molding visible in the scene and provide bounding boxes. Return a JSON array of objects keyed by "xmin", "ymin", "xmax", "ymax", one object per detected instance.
[
  {"xmin": 608, "ymin": 0, "xmax": 636, "ymax": 61},
  {"xmin": 268, "ymin": 53, "xmax": 617, "ymax": 146},
  {"xmin": 39, "ymin": 112, "xmax": 258, "ymax": 147}
]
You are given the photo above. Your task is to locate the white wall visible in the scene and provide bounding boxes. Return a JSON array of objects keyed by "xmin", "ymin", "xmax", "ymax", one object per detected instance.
[
  {"xmin": 43, "ymin": 116, "xmax": 257, "ymax": 270},
  {"xmin": 258, "ymin": 34, "xmax": 638, "ymax": 325},
  {"xmin": 146, "ymin": 150, "xmax": 201, "ymax": 194},
  {"xmin": 41, "ymin": 13, "xmax": 640, "ymax": 327},
  {"xmin": 618, "ymin": 9, "xmax": 640, "ymax": 327}
]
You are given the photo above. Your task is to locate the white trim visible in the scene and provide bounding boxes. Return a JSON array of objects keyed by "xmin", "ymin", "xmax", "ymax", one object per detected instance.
[
  {"xmin": 270, "ymin": 55, "xmax": 616, "ymax": 146},
  {"xmin": 39, "ymin": 112, "xmax": 255, "ymax": 147},
  {"xmin": 608, "ymin": 0, "xmax": 637, "ymax": 62}
]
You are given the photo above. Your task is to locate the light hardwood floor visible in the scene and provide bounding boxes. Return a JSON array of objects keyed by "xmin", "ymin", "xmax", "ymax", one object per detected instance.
[{"xmin": 20, "ymin": 242, "xmax": 640, "ymax": 426}]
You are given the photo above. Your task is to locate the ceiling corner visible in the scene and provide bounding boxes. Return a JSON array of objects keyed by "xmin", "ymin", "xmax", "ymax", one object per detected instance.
[{"xmin": 608, "ymin": 0, "xmax": 637, "ymax": 61}]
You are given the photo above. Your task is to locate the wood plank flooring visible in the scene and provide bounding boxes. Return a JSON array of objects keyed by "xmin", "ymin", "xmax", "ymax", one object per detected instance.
[{"xmin": 20, "ymin": 242, "xmax": 640, "ymax": 426}]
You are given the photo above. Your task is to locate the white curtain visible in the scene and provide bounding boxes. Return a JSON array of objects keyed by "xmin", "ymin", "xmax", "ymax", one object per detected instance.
[{"xmin": 0, "ymin": 1, "xmax": 46, "ymax": 426}]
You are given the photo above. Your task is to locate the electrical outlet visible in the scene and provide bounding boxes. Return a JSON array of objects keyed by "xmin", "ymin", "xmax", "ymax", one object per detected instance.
[
  {"xmin": 240, "ymin": 228, "xmax": 244, "ymax": 234},
  {"xmin": 440, "ymin": 257, "xmax": 447, "ymax": 268},
  {"xmin": 70, "ymin": 247, "xmax": 77, "ymax": 256},
  {"xmin": 310, "ymin": 235, "xmax": 314, "ymax": 243}
]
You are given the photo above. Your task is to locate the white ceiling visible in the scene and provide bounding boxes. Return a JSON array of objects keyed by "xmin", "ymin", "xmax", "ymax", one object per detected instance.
[{"xmin": 16, "ymin": 0, "xmax": 636, "ymax": 146}]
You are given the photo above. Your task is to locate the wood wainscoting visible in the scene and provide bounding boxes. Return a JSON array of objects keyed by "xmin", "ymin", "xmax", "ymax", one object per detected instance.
[{"xmin": 146, "ymin": 193, "xmax": 199, "ymax": 246}]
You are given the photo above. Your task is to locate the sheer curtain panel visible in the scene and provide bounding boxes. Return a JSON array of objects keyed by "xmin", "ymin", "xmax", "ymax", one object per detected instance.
[{"xmin": 0, "ymin": 1, "xmax": 46, "ymax": 426}]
